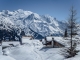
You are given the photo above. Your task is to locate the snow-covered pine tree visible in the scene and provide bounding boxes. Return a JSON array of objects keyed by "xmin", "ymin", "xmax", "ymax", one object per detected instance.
[{"xmin": 66, "ymin": 6, "xmax": 79, "ymax": 58}]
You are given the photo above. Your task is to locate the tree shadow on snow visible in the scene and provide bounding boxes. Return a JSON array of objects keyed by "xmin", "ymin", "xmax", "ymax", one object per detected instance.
[{"xmin": 39, "ymin": 46, "xmax": 53, "ymax": 52}]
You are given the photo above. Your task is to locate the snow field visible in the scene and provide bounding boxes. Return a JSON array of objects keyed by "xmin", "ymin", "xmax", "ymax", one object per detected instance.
[{"xmin": 2, "ymin": 37, "xmax": 80, "ymax": 60}]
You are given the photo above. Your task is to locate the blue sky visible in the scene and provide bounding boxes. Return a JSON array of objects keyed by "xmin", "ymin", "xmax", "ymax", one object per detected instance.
[{"xmin": 0, "ymin": 0, "xmax": 80, "ymax": 21}]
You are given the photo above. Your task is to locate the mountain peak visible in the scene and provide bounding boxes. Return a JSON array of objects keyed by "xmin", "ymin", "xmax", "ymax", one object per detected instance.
[{"xmin": 0, "ymin": 9, "xmax": 65, "ymax": 38}]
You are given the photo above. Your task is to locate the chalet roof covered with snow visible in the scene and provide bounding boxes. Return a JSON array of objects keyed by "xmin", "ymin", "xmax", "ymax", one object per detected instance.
[
  {"xmin": 42, "ymin": 36, "xmax": 68, "ymax": 46},
  {"xmin": 53, "ymin": 37, "xmax": 66, "ymax": 46},
  {"xmin": 46, "ymin": 36, "xmax": 53, "ymax": 41},
  {"xmin": 2, "ymin": 41, "xmax": 20, "ymax": 47}
]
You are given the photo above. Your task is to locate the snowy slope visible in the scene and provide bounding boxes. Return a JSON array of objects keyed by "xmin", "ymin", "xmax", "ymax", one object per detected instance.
[
  {"xmin": 0, "ymin": 9, "xmax": 66, "ymax": 38},
  {"xmin": 2, "ymin": 36, "xmax": 80, "ymax": 60},
  {"xmin": 3, "ymin": 37, "xmax": 65, "ymax": 60},
  {"xmin": 0, "ymin": 55, "xmax": 16, "ymax": 60}
]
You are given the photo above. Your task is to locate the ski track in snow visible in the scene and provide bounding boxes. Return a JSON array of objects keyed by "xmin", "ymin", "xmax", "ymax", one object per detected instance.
[
  {"xmin": 32, "ymin": 41, "xmax": 43, "ymax": 60},
  {"xmin": 34, "ymin": 49, "xmax": 43, "ymax": 60}
]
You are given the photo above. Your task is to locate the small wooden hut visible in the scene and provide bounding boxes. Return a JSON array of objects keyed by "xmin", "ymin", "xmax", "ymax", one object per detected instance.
[{"xmin": 42, "ymin": 36, "xmax": 65, "ymax": 48}]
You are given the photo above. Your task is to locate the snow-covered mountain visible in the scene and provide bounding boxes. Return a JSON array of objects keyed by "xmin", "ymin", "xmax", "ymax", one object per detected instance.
[{"xmin": 0, "ymin": 9, "xmax": 66, "ymax": 38}]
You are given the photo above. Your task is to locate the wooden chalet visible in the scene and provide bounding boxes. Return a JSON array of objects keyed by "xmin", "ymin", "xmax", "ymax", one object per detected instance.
[{"xmin": 42, "ymin": 36, "xmax": 65, "ymax": 48}]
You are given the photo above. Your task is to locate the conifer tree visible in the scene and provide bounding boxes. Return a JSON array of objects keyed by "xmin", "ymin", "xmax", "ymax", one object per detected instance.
[{"xmin": 66, "ymin": 6, "xmax": 79, "ymax": 58}]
